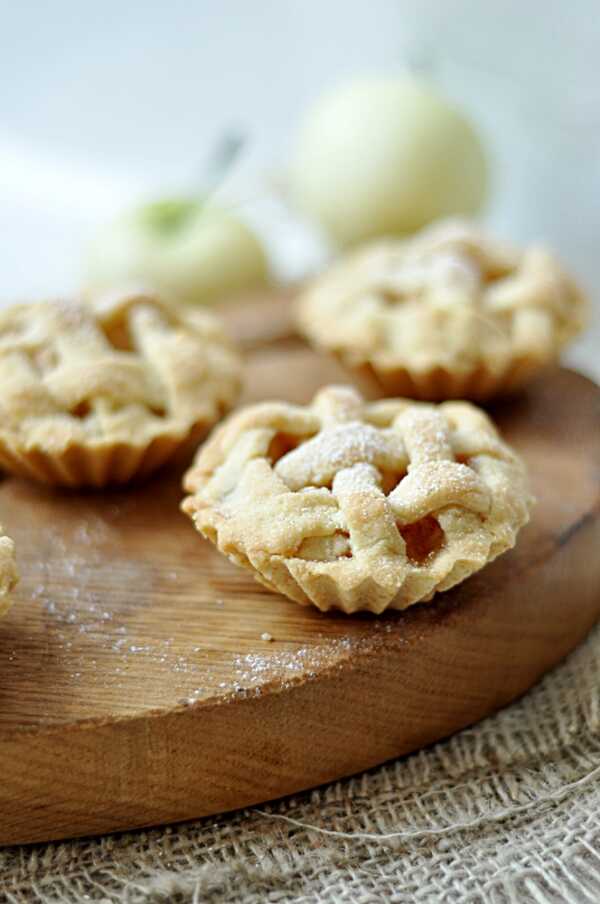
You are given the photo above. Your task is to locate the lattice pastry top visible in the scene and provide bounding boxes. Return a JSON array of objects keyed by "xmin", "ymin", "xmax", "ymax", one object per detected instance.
[
  {"xmin": 0, "ymin": 526, "xmax": 17, "ymax": 619},
  {"xmin": 297, "ymin": 219, "xmax": 587, "ymax": 401},
  {"xmin": 182, "ymin": 385, "xmax": 532, "ymax": 613},
  {"xmin": 0, "ymin": 290, "xmax": 241, "ymax": 486}
]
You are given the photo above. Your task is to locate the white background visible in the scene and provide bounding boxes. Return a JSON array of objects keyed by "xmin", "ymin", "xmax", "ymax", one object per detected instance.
[{"xmin": 1, "ymin": 0, "xmax": 598, "ymax": 374}]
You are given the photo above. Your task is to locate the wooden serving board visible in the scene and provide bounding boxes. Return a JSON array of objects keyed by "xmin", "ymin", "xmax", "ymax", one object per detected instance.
[{"xmin": 1, "ymin": 296, "xmax": 599, "ymax": 845}]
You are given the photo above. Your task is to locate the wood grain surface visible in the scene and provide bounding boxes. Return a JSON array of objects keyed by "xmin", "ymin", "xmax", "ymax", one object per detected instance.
[{"xmin": 0, "ymin": 294, "xmax": 599, "ymax": 844}]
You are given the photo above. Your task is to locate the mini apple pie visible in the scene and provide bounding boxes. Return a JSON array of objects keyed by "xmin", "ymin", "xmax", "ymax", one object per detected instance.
[
  {"xmin": 182, "ymin": 385, "xmax": 532, "ymax": 613},
  {"xmin": 297, "ymin": 219, "xmax": 587, "ymax": 401},
  {"xmin": 0, "ymin": 526, "xmax": 17, "ymax": 618},
  {"xmin": 0, "ymin": 290, "xmax": 241, "ymax": 486}
]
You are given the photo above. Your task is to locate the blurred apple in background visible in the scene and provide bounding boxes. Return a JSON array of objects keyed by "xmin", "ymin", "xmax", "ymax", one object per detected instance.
[
  {"xmin": 85, "ymin": 77, "xmax": 488, "ymax": 304},
  {"xmin": 86, "ymin": 198, "xmax": 269, "ymax": 305},
  {"xmin": 86, "ymin": 134, "xmax": 270, "ymax": 305},
  {"xmin": 290, "ymin": 74, "xmax": 489, "ymax": 246}
]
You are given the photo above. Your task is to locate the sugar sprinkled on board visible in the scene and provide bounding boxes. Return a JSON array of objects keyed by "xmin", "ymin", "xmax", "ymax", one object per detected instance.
[
  {"xmin": 226, "ymin": 629, "xmax": 403, "ymax": 697},
  {"xmin": 21, "ymin": 516, "xmax": 215, "ymax": 695},
  {"xmin": 16, "ymin": 502, "xmax": 407, "ymax": 710}
]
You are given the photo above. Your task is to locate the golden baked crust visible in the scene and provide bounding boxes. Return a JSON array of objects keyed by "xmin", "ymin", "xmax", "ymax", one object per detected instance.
[
  {"xmin": 297, "ymin": 220, "xmax": 587, "ymax": 401},
  {"xmin": 182, "ymin": 385, "xmax": 533, "ymax": 613},
  {"xmin": 0, "ymin": 290, "xmax": 241, "ymax": 486},
  {"xmin": 0, "ymin": 526, "xmax": 17, "ymax": 619}
]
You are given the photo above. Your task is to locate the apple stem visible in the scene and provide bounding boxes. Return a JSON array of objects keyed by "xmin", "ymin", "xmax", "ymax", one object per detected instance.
[
  {"xmin": 201, "ymin": 130, "xmax": 246, "ymax": 201},
  {"xmin": 402, "ymin": 40, "xmax": 437, "ymax": 78}
]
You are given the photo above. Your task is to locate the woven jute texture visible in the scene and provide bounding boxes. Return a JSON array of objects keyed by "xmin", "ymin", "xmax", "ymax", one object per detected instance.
[{"xmin": 2, "ymin": 624, "xmax": 600, "ymax": 904}]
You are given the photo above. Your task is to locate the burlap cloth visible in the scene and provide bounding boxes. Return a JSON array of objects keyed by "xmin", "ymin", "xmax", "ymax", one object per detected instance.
[{"xmin": 2, "ymin": 622, "xmax": 600, "ymax": 903}]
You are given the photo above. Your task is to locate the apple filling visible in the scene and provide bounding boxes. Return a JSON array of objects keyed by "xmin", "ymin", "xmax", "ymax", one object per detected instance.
[{"xmin": 398, "ymin": 516, "xmax": 445, "ymax": 565}]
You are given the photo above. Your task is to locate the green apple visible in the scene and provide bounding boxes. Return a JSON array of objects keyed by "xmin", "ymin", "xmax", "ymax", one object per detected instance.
[
  {"xmin": 290, "ymin": 75, "xmax": 489, "ymax": 246},
  {"xmin": 86, "ymin": 198, "xmax": 269, "ymax": 305}
]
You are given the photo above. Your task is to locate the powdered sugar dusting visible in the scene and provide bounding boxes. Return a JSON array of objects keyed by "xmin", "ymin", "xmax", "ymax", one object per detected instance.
[
  {"xmin": 397, "ymin": 408, "xmax": 453, "ymax": 466},
  {"xmin": 276, "ymin": 422, "xmax": 397, "ymax": 490}
]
